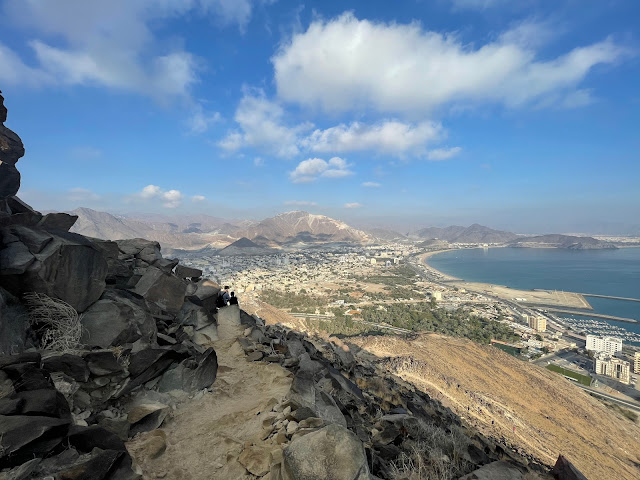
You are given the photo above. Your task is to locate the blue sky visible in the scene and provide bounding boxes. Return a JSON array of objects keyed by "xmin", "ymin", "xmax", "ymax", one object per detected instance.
[{"xmin": 1, "ymin": 0, "xmax": 639, "ymax": 233}]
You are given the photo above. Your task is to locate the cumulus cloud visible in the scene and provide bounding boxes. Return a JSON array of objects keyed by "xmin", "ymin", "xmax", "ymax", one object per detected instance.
[
  {"xmin": 289, "ymin": 157, "xmax": 353, "ymax": 183},
  {"xmin": 302, "ymin": 120, "xmax": 443, "ymax": 155},
  {"xmin": 344, "ymin": 202, "xmax": 362, "ymax": 209},
  {"xmin": 220, "ymin": 92, "xmax": 443, "ymax": 157},
  {"xmin": 272, "ymin": 13, "xmax": 629, "ymax": 113},
  {"xmin": 0, "ymin": 0, "xmax": 266, "ymax": 99},
  {"xmin": 362, "ymin": 182, "xmax": 381, "ymax": 187},
  {"xmin": 426, "ymin": 146, "xmax": 462, "ymax": 161},
  {"xmin": 136, "ymin": 184, "xmax": 184, "ymax": 208},
  {"xmin": 191, "ymin": 195, "xmax": 206, "ymax": 202},
  {"xmin": 219, "ymin": 90, "xmax": 312, "ymax": 157}
]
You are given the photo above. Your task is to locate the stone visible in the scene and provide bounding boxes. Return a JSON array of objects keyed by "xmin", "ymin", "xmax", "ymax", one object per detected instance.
[
  {"xmin": 6, "ymin": 196, "xmax": 39, "ymax": 216},
  {"xmin": 0, "ymin": 289, "xmax": 29, "ymax": 355},
  {"xmin": 238, "ymin": 446, "xmax": 272, "ymax": 477},
  {"xmin": 0, "ymin": 90, "xmax": 7, "ymax": 123},
  {"xmin": 247, "ymin": 350, "xmax": 264, "ymax": 362},
  {"xmin": 0, "ymin": 122, "xmax": 25, "ymax": 166},
  {"xmin": 459, "ymin": 461, "xmax": 523, "ymax": 480},
  {"xmin": 116, "ymin": 238, "xmax": 160, "ymax": 257},
  {"xmin": 0, "ymin": 154, "xmax": 22, "ymax": 197},
  {"xmin": 84, "ymin": 351, "xmax": 124, "ymax": 376},
  {"xmin": 0, "ymin": 457, "xmax": 41, "ymax": 479},
  {"xmin": 14, "ymin": 388, "xmax": 71, "ymax": 419},
  {"xmin": 177, "ymin": 299, "xmax": 215, "ymax": 330},
  {"xmin": 67, "ymin": 425, "xmax": 127, "ymax": 453},
  {"xmin": 42, "ymin": 354, "xmax": 90, "ymax": 382},
  {"xmin": 0, "ymin": 415, "xmax": 70, "ymax": 467},
  {"xmin": 217, "ymin": 304, "xmax": 241, "ymax": 326},
  {"xmin": 133, "ymin": 266, "xmax": 186, "ymax": 314},
  {"xmin": 36, "ymin": 213, "xmax": 78, "ymax": 232},
  {"xmin": 128, "ymin": 403, "xmax": 170, "ymax": 435},
  {"xmin": 42, "ymin": 448, "xmax": 136, "ymax": 480},
  {"xmin": 282, "ymin": 424, "xmax": 369, "ymax": 480},
  {"xmin": 0, "ymin": 241, "xmax": 35, "ymax": 275},
  {"xmin": 153, "ymin": 258, "xmax": 179, "ymax": 274},
  {"xmin": 2, "ymin": 362, "xmax": 52, "ymax": 391},
  {"xmin": 99, "ymin": 416, "xmax": 131, "ymax": 441},
  {"xmin": 174, "ymin": 264, "xmax": 202, "ymax": 279},
  {"xmin": 0, "ymin": 232, "xmax": 108, "ymax": 312},
  {"xmin": 157, "ymin": 347, "xmax": 217, "ymax": 393},
  {"xmin": 6, "ymin": 225, "xmax": 53, "ymax": 254},
  {"xmin": 551, "ymin": 455, "xmax": 589, "ymax": 480},
  {"xmin": 81, "ymin": 290, "xmax": 156, "ymax": 348}
]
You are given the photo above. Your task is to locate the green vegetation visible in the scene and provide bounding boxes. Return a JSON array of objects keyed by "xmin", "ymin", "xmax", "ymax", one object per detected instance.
[
  {"xmin": 492, "ymin": 343, "xmax": 523, "ymax": 357},
  {"xmin": 261, "ymin": 289, "xmax": 325, "ymax": 313},
  {"xmin": 350, "ymin": 264, "xmax": 417, "ymax": 287},
  {"xmin": 360, "ymin": 303, "xmax": 519, "ymax": 344},
  {"xmin": 546, "ymin": 364, "xmax": 592, "ymax": 386},
  {"xmin": 601, "ymin": 400, "xmax": 638, "ymax": 423}
]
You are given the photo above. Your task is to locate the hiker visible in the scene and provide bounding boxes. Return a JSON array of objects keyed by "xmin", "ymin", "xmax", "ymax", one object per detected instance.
[
  {"xmin": 229, "ymin": 291, "xmax": 239, "ymax": 306},
  {"xmin": 216, "ymin": 286, "xmax": 230, "ymax": 308}
]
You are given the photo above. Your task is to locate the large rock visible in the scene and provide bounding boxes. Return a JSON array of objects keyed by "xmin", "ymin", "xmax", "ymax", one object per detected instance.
[
  {"xmin": 81, "ymin": 290, "xmax": 157, "ymax": 348},
  {"xmin": 0, "ymin": 124, "xmax": 25, "ymax": 166},
  {"xmin": 133, "ymin": 266, "xmax": 186, "ymax": 314},
  {"xmin": 0, "ymin": 287, "xmax": 29, "ymax": 355},
  {"xmin": 0, "ymin": 163, "xmax": 20, "ymax": 199},
  {"xmin": 0, "ymin": 230, "xmax": 108, "ymax": 312},
  {"xmin": 157, "ymin": 347, "xmax": 217, "ymax": 393},
  {"xmin": 551, "ymin": 455, "xmax": 588, "ymax": 480},
  {"xmin": 282, "ymin": 424, "xmax": 369, "ymax": 480},
  {"xmin": 0, "ymin": 415, "xmax": 70, "ymax": 468},
  {"xmin": 174, "ymin": 264, "xmax": 202, "ymax": 279},
  {"xmin": 0, "ymin": 90, "xmax": 7, "ymax": 123},
  {"xmin": 217, "ymin": 304, "xmax": 241, "ymax": 326}
]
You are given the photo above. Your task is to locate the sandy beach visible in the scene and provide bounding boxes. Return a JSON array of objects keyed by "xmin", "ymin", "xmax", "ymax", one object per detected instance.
[{"xmin": 418, "ymin": 249, "xmax": 593, "ymax": 310}]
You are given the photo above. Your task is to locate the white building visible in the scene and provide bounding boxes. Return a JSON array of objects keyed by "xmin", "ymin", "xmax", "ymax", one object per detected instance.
[
  {"xmin": 528, "ymin": 316, "xmax": 547, "ymax": 332},
  {"xmin": 586, "ymin": 335, "xmax": 622, "ymax": 355},
  {"xmin": 594, "ymin": 353, "xmax": 631, "ymax": 384},
  {"xmin": 635, "ymin": 352, "xmax": 640, "ymax": 374}
]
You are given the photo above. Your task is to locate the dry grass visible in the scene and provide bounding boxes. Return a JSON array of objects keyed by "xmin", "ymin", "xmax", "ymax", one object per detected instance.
[
  {"xmin": 23, "ymin": 292, "xmax": 84, "ymax": 352},
  {"xmin": 390, "ymin": 421, "xmax": 472, "ymax": 480}
]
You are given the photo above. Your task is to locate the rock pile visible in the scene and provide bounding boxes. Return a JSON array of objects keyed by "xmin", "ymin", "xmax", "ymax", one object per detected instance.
[
  {"xmin": 0, "ymin": 95, "xmax": 224, "ymax": 479},
  {"xmin": 236, "ymin": 323, "xmax": 585, "ymax": 480}
]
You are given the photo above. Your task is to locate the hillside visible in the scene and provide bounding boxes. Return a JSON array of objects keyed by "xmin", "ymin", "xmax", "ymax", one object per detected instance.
[
  {"xmin": 217, "ymin": 237, "xmax": 278, "ymax": 256},
  {"xmin": 70, "ymin": 207, "xmax": 240, "ymax": 250},
  {"xmin": 509, "ymin": 234, "xmax": 618, "ymax": 250},
  {"xmin": 415, "ymin": 224, "xmax": 518, "ymax": 243},
  {"xmin": 351, "ymin": 333, "xmax": 640, "ymax": 480},
  {"xmin": 239, "ymin": 211, "xmax": 371, "ymax": 244}
]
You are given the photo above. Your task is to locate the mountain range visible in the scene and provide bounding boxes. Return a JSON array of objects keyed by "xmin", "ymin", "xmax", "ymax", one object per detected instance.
[{"xmin": 67, "ymin": 207, "xmax": 619, "ymax": 252}]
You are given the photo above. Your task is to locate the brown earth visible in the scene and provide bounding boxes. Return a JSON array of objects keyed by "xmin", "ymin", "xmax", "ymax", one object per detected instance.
[{"xmin": 351, "ymin": 333, "xmax": 640, "ymax": 480}]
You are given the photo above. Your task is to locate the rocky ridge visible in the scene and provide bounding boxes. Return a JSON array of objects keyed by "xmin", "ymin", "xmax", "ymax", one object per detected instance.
[{"xmin": 0, "ymin": 93, "xmax": 587, "ymax": 479}]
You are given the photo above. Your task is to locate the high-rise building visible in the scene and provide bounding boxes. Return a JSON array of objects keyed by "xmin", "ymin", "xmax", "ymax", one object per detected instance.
[
  {"xmin": 634, "ymin": 352, "xmax": 640, "ymax": 374},
  {"xmin": 586, "ymin": 335, "xmax": 622, "ymax": 354},
  {"xmin": 594, "ymin": 353, "xmax": 630, "ymax": 384},
  {"xmin": 528, "ymin": 316, "xmax": 547, "ymax": 332}
]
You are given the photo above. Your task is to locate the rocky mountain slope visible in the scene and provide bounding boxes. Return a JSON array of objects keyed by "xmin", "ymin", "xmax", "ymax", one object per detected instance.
[
  {"xmin": 351, "ymin": 334, "xmax": 640, "ymax": 480},
  {"xmin": 509, "ymin": 234, "xmax": 617, "ymax": 250},
  {"xmin": 239, "ymin": 211, "xmax": 371, "ymax": 245},
  {"xmin": 414, "ymin": 224, "xmax": 519, "ymax": 244}
]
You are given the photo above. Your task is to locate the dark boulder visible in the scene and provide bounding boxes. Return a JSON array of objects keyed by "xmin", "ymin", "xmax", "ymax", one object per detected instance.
[
  {"xmin": 84, "ymin": 351, "xmax": 125, "ymax": 376},
  {"xmin": 0, "ymin": 231, "xmax": 108, "ymax": 312},
  {"xmin": 132, "ymin": 266, "xmax": 186, "ymax": 314},
  {"xmin": 14, "ymin": 389, "xmax": 71, "ymax": 419},
  {"xmin": 81, "ymin": 289, "xmax": 156, "ymax": 348},
  {"xmin": 36, "ymin": 213, "xmax": 78, "ymax": 232},
  {"xmin": 67, "ymin": 425, "xmax": 127, "ymax": 453},
  {"xmin": 42, "ymin": 354, "xmax": 90, "ymax": 382},
  {"xmin": 551, "ymin": 455, "xmax": 588, "ymax": 480},
  {"xmin": 0, "ymin": 415, "xmax": 70, "ymax": 468},
  {"xmin": 0, "ymin": 122, "xmax": 25, "ymax": 166},
  {"xmin": 174, "ymin": 264, "xmax": 202, "ymax": 279}
]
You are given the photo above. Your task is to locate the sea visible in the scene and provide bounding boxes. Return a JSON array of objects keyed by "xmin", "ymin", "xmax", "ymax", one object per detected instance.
[{"xmin": 426, "ymin": 247, "xmax": 640, "ymax": 344}]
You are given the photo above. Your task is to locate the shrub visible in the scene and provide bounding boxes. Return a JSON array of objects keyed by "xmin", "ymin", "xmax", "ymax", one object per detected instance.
[{"xmin": 23, "ymin": 292, "xmax": 84, "ymax": 352}]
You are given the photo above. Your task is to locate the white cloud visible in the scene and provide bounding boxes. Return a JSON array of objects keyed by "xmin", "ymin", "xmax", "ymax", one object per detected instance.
[
  {"xmin": 191, "ymin": 195, "xmax": 206, "ymax": 202},
  {"xmin": 426, "ymin": 146, "xmax": 462, "ymax": 161},
  {"xmin": 344, "ymin": 202, "xmax": 362, "ymax": 209},
  {"xmin": 0, "ymin": 0, "xmax": 266, "ymax": 99},
  {"xmin": 302, "ymin": 120, "xmax": 443, "ymax": 155},
  {"xmin": 220, "ymin": 92, "xmax": 442, "ymax": 157},
  {"xmin": 289, "ymin": 157, "xmax": 353, "ymax": 183},
  {"xmin": 450, "ymin": 0, "xmax": 506, "ymax": 10},
  {"xmin": 68, "ymin": 187, "xmax": 100, "ymax": 202},
  {"xmin": 272, "ymin": 13, "xmax": 629, "ymax": 113},
  {"xmin": 136, "ymin": 184, "xmax": 183, "ymax": 208},
  {"xmin": 362, "ymin": 182, "xmax": 381, "ymax": 188},
  {"xmin": 254, "ymin": 157, "xmax": 264, "ymax": 167},
  {"xmin": 219, "ymin": 90, "xmax": 312, "ymax": 157},
  {"xmin": 187, "ymin": 104, "xmax": 221, "ymax": 135},
  {"xmin": 284, "ymin": 200, "xmax": 317, "ymax": 206}
]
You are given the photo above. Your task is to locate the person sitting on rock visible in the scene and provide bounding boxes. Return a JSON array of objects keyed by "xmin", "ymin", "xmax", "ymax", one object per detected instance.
[
  {"xmin": 216, "ymin": 286, "xmax": 230, "ymax": 308},
  {"xmin": 229, "ymin": 291, "xmax": 239, "ymax": 306}
]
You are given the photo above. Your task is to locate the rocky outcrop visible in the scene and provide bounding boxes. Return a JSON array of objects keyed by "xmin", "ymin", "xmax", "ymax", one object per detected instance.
[{"xmin": 0, "ymin": 91, "xmax": 25, "ymax": 201}]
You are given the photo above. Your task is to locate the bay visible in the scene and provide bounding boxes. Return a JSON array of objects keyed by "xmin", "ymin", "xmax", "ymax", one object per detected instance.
[{"xmin": 427, "ymin": 247, "xmax": 640, "ymax": 340}]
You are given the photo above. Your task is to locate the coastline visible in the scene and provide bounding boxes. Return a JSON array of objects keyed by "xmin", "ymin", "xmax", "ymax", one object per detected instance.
[{"xmin": 419, "ymin": 248, "xmax": 594, "ymax": 311}]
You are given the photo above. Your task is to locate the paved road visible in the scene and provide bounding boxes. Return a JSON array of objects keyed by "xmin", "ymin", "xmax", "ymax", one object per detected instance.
[{"xmin": 575, "ymin": 384, "xmax": 640, "ymax": 413}]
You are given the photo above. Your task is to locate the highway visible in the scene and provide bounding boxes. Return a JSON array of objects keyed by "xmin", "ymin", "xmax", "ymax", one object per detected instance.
[{"xmin": 574, "ymin": 384, "xmax": 640, "ymax": 413}]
